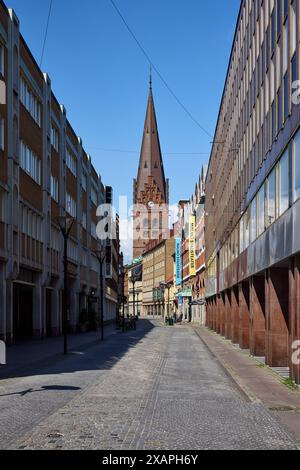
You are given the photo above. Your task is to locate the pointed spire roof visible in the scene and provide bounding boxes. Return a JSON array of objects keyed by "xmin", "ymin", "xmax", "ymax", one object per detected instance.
[{"xmin": 135, "ymin": 83, "xmax": 167, "ymax": 202}]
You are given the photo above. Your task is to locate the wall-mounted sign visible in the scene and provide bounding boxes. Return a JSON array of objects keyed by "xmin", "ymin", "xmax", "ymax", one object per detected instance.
[
  {"xmin": 175, "ymin": 238, "xmax": 182, "ymax": 286},
  {"xmin": 189, "ymin": 216, "xmax": 196, "ymax": 277}
]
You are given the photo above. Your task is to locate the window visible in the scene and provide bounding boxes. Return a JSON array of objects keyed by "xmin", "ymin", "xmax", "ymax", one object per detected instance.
[
  {"xmin": 278, "ymin": 150, "xmax": 289, "ymax": 216},
  {"xmin": 0, "ymin": 116, "xmax": 4, "ymax": 150},
  {"xmin": 66, "ymin": 147, "xmax": 77, "ymax": 176},
  {"xmin": 81, "ymin": 250, "xmax": 88, "ymax": 267},
  {"xmin": 267, "ymin": 167, "xmax": 276, "ymax": 226},
  {"xmin": 82, "ymin": 172, "xmax": 87, "ymax": 192},
  {"xmin": 20, "ymin": 141, "xmax": 41, "ymax": 184},
  {"xmin": 244, "ymin": 209, "xmax": 250, "ymax": 249},
  {"xmin": 91, "ymin": 255, "xmax": 99, "ymax": 273},
  {"xmin": 283, "ymin": 73, "xmax": 289, "ymax": 121},
  {"xmin": 50, "ymin": 175, "xmax": 59, "ymax": 202},
  {"xmin": 291, "ymin": 2, "xmax": 296, "ymax": 55},
  {"xmin": 91, "ymin": 184, "xmax": 97, "ymax": 205},
  {"xmin": 66, "ymin": 193, "xmax": 76, "ymax": 218},
  {"xmin": 20, "ymin": 76, "xmax": 42, "ymax": 127},
  {"xmin": 91, "ymin": 221, "xmax": 97, "ymax": 239},
  {"xmin": 67, "ymin": 240, "xmax": 78, "ymax": 262},
  {"xmin": 51, "ymin": 126, "xmax": 59, "ymax": 151},
  {"xmin": 257, "ymin": 184, "xmax": 265, "ymax": 236},
  {"xmin": 250, "ymin": 198, "xmax": 257, "ymax": 243},
  {"xmin": 293, "ymin": 129, "xmax": 300, "ymax": 201}
]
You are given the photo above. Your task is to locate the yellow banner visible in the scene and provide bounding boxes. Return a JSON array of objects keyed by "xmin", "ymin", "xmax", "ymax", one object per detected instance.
[{"xmin": 189, "ymin": 215, "xmax": 196, "ymax": 277}]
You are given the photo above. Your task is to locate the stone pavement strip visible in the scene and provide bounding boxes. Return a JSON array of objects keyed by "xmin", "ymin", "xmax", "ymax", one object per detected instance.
[
  {"xmin": 0, "ymin": 320, "xmax": 299, "ymax": 450},
  {"xmin": 194, "ymin": 326, "xmax": 300, "ymax": 444}
]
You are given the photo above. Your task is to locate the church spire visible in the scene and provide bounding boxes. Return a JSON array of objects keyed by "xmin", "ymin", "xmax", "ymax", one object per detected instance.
[{"xmin": 134, "ymin": 81, "xmax": 167, "ymax": 204}]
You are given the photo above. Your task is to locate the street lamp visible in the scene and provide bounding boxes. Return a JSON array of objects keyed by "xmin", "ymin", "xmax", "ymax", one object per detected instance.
[
  {"xmin": 56, "ymin": 215, "xmax": 75, "ymax": 355},
  {"xmin": 95, "ymin": 247, "xmax": 106, "ymax": 341},
  {"xmin": 131, "ymin": 274, "xmax": 139, "ymax": 318},
  {"xmin": 119, "ymin": 264, "xmax": 126, "ymax": 333}
]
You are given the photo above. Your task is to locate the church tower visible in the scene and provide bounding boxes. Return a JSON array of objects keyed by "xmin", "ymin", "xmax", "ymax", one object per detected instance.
[{"xmin": 133, "ymin": 79, "xmax": 169, "ymax": 259}]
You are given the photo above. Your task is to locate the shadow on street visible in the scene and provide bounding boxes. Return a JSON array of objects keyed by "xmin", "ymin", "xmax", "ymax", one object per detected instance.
[{"xmin": 0, "ymin": 320, "xmax": 155, "ymax": 382}]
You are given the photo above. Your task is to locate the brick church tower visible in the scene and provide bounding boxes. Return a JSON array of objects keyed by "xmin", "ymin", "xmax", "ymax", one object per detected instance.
[{"xmin": 133, "ymin": 79, "xmax": 169, "ymax": 259}]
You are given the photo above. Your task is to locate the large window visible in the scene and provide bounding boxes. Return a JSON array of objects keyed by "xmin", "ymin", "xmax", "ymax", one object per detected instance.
[
  {"xmin": 278, "ymin": 149, "xmax": 289, "ymax": 216},
  {"xmin": 20, "ymin": 141, "xmax": 41, "ymax": 184},
  {"xmin": 250, "ymin": 198, "xmax": 257, "ymax": 243},
  {"xmin": 257, "ymin": 184, "xmax": 265, "ymax": 236},
  {"xmin": 293, "ymin": 129, "xmax": 300, "ymax": 201},
  {"xmin": 244, "ymin": 209, "xmax": 250, "ymax": 249},
  {"xmin": 20, "ymin": 76, "xmax": 42, "ymax": 127},
  {"xmin": 239, "ymin": 217, "xmax": 244, "ymax": 253},
  {"xmin": 267, "ymin": 167, "xmax": 276, "ymax": 226}
]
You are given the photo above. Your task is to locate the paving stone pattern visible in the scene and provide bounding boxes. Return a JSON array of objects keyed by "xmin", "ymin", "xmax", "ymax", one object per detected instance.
[{"xmin": 0, "ymin": 321, "xmax": 298, "ymax": 450}]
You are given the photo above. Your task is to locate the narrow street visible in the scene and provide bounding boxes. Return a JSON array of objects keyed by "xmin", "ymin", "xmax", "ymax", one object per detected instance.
[{"xmin": 0, "ymin": 320, "xmax": 298, "ymax": 450}]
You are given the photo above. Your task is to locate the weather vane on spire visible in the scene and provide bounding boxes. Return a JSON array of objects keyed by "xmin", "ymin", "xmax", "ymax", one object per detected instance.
[{"xmin": 149, "ymin": 63, "xmax": 152, "ymax": 90}]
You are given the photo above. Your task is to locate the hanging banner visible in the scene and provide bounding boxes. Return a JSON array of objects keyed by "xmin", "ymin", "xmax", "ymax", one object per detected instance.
[
  {"xmin": 189, "ymin": 215, "xmax": 196, "ymax": 277},
  {"xmin": 175, "ymin": 238, "xmax": 182, "ymax": 286}
]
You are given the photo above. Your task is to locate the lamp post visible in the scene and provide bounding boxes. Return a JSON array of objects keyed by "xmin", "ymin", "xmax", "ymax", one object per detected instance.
[
  {"xmin": 95, "ymin": 247, "xmax": 106, "ymax": 341},
  {"xmin": 119, "ymin": 264, "xmax": 126, "ymax": 332},
  {"xmin": 57, "ymin": 216, "xmax": 75, "ymax": 355},
  {"xmin": 131, "ymin": 278, "xmax": 136, "ymax": 318}
]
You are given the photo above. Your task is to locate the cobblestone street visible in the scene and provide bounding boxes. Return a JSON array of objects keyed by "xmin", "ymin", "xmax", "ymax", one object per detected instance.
[{"xmin": 0, "ymin": 320, "xmax": 299, "ymax": 450}]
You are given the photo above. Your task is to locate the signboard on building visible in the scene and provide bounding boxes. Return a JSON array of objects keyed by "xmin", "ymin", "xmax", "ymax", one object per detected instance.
[
  {"xmin": 189, "ymin": 216, "xmax": 196, "ymax": 277},
  {"xmin": 175, "ymin": 238, "xmax": 182, "ymax": 286}
]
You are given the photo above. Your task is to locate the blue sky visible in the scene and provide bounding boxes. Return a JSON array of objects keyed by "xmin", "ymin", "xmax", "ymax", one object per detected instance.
[{"xmin": 8, "ymin": 0, "xmax": 240, "ymax": 258}]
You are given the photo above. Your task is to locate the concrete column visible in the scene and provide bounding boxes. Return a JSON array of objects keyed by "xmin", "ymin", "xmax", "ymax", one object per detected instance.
[
  {"xmin": 0, "ymin": 265, "xmax": 6, "ymax": 342},
  {"xmin": 239, "ymin": 281, "xmax": 250, "ymax": 349},
  {"xmin": 208, "ymin": 300, "xmax": 212, "ymax": 329},
  {"xmin": 216, "ymin": 294, "xmax": 221, "ymax": 334},
  {"xmin": 211, "ymin": 299, "xmax": 214, "ymax": 329},
  {"xmin": 231, "ymin": 285, "xmax": 239, "ymax": 344},
  {"xmin": 220, "ymin": 292, "xmax": 226, "ymax": 336},
  {"xmin": 250, "ymin": 276, "xmax": 266, "ymax": 357},
  {"xmin": 32, "ymin": 281, "xmax": 42, "ymax": 339},
  {"xmin": 265, "ymin": 268, "xmax": 289, "ymax": 367},
  {"xmin": 225, "ymin": 290, "xmax": 232, "ymax": 340},
  {"xmin": 289, "ymin": 256, "xmax": 300, "ymax": 384}
]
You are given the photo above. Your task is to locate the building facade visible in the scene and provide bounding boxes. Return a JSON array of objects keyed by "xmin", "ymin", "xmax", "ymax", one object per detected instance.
[
  {"xmin": 205, "ymin": 0, "xmax": 300, "ymax": 384},
  {"xmin": 124, "ymin": 259, "xmax": 143, "ymax": 317},
  {"xmin": 133, "ymin": 80, "xmax": 169, "ymax": 259},
  {"xmin": 0, "ymin": 2, "xmax": 119, "ymax": 344},
  {"xmin": 142, "ymin": 237, "xmax": 175, "ymax": 317},
  {"xmin": 175, "ymin": 167, "xmax": 207, "ymax": 325}
]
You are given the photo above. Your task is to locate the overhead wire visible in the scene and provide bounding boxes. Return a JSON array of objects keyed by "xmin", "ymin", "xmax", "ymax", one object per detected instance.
[{"xmin": 109, "ymin": 0, "xmax": 213, "ymax": 140}]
